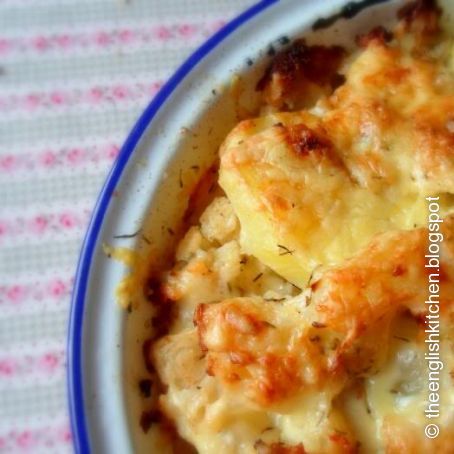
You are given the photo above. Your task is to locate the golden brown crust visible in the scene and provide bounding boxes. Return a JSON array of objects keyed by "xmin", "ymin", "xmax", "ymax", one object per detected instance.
[
  {"xmin": 254, "ymin": 440, "xmax": 306, "ymax": 454},
  {"xmin": 313, "ymin": 228, "xmax": 427, "ymax": 337},
  {"xmin": 395, "ymin": 0, "xmax": 441, "ymax": 48},
  {"xmin": 194, "ymin": 297, "xmax": 315, "ymax": 405},
  {"xmin": 397, "ymin": 0, "xmax": 441, "ymax": 31},
  {"xmin": 280, "ymin": 123, "xmax": 332, "ymax": 158},
  {"xmin": 182, "ymin": 219, "xmax": 454, "ymax": 452},
  {"xmin": 355, "ymin": 26, "xmax": 393, "ymax": 48},
  {"xmin": 220, "ymin": 28, "xmax": 454, "ymax": 287},
  {"xmin": 256, "ymin": 39, "xmax": 345, "ymax": 109},
  {"xmin": 328, "ymin": 433, "xmax": 359, "ymax": 454},
  {"xmin": 194, "ymin": 217, "xmax": 454, "ymax": 402}
]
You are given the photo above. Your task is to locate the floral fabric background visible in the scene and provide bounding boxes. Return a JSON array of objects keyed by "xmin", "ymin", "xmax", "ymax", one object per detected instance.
[{"xmin": 0, "ymin": 0, "xmax": 254, "ymax": 451}]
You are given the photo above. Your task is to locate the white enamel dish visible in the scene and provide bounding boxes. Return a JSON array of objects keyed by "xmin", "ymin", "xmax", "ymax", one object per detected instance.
[{"xmin": 68, "ymin": 0, "xmax": 453, "ymax": 452}]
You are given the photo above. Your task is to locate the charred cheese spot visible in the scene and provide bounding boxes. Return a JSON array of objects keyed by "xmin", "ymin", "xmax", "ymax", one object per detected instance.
[
  {"xmin": 397, "ymin": 0, "xmax": 441, "ymax": 37},
  {"xmin": 256, "ymin": 39, "xmax": 345, "ymax": 110},
  {"xmin": 282, "ymin": 123, "xmax": 332, "ymax": 158},
  {"xmin": 355, "ymin": 26, "xmax": 393, "ymax": 48}
]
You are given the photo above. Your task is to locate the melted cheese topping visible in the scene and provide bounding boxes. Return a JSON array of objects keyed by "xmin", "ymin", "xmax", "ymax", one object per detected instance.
[
  {"xmin": 148, "ymin": 6, "xmax": 454, "ymax": 454},
  {"xmin": 219, "ymin": 38, "xmax": 454, "ymax": 288},
  {"xmin": 154, "ymin": 217, "xmax": 454, "ymax": 453}
]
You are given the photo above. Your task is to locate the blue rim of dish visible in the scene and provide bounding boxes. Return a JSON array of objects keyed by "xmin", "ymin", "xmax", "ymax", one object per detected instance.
[{"xmin": 67, "ymin": 0, "xmax": 280, "ymax": 452}]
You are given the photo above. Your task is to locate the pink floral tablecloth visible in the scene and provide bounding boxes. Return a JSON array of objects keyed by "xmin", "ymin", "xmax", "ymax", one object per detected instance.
[{"xmin": 0, "ymin": 1, "xmax": 254, "ymax": 451}]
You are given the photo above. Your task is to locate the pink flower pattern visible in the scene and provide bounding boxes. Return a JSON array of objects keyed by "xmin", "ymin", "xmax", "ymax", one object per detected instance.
[
  {"xmin": 0, "ymin": 142, "xmax": 120, "ymax": 175},
  {"xmin": 0, "ymin": 80, "xmax": 164, "ymax": 113},
  {"xmin": 0, "ymin": 422, "xmax": 72, "ymax": 451},
  {"xmin": 0, "ymin": 19, "xmax": 224, "ymax": 58},
  {"xmin": 0, "ymin": 276, "xmax": 73, "ymax": 307},
  {"xmin": 0, "ymin": 7, "xmax": 231, "ymax": 451},
  {"xmin": 0, "ymin": 349, "xmax": 64, "ymax": 379},
  {"xmin": 0, "ymin": 209, "xmax": 91, "ymax": 241}
]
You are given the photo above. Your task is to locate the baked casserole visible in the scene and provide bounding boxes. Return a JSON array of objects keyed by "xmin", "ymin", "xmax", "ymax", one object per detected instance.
[{"xmin": 128, "ymin": 1, "xmax": 454, "ymax": 452}]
